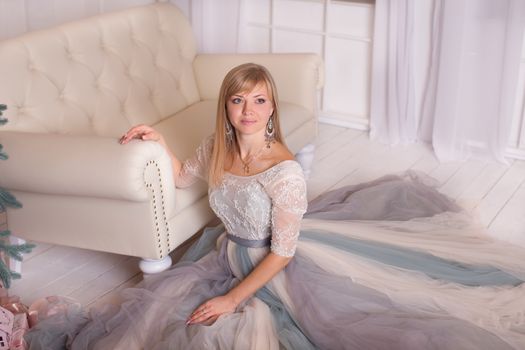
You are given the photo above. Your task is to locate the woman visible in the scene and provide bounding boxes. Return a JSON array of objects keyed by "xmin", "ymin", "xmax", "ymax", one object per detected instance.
[
  {"xmin": 27, "ymin": 64, "xmax": 525, "ymax": 349},
  {"xmin": 120, "ymin": 62, "xmax": 301, "ymax": 327}
]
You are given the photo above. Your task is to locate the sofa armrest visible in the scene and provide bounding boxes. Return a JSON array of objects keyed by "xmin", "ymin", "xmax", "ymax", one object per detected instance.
[
  {"xmin": 0, "ymin": 131, "xmax": 175, "ymax": 203},
  {"xmin": 193, "ymin": 53, "xmax": 324, "ymax": 113}
]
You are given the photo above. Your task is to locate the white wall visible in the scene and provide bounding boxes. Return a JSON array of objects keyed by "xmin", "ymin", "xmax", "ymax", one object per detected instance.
[{"xmin": 0, "ymin": 0, "xmax": 155, "ymax": 40}]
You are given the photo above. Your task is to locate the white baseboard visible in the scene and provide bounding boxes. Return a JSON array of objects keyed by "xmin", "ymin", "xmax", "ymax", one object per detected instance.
[{"xmin": 505, "ymin": 147, "xmax": 525, "ymax": 160}]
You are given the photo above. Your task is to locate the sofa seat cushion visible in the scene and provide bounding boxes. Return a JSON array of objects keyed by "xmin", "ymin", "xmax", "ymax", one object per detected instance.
[{"xmin": 154, "ymin": 99, "xmax": 315, "ymax": 215}]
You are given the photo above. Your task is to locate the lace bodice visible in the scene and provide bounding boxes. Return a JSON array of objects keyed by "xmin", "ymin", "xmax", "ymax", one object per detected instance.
[{"xmin": 178, "ymin": 135, "xmax": 307, "ymax": 257}]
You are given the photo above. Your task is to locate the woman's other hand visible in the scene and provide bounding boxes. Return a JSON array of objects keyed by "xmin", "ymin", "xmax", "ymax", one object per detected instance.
[
  {"xmin": 186, "ymin": 294, "xmax": 238, "ymax": 326},
  {"xmin": 119, "ymin": 124, "xmax": 165, "ymax": 145}
]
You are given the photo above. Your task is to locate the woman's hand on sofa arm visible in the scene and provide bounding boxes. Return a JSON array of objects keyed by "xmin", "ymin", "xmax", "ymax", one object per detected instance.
[
  {"xmin": 119, "ymin": 124, "xmax": 166, "ymax": 147},
  {"xmin": 120, "ymin": 124, "xmax": 184, "ymax": 187}
]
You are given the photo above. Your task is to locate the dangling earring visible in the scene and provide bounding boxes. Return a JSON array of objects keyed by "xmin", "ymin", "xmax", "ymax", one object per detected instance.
[
  {"xmin": 225, "ymin": 119, "xmax": 234, "ymax": 146},
  {"xmin": 265, "ymin": 117, "xmax": 275, "ymax": 148}
]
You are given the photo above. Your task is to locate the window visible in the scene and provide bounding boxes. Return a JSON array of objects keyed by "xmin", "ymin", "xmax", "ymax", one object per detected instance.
[{"xmin": 239, "ymin": 0, "xmax": 375, "ymax": 130}]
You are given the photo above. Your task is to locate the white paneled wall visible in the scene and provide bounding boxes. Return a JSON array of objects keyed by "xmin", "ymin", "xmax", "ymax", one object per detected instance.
[
  {"xmin": 0, "ymin": 0, "xmax": 155, "ymax": 40},
  {"xmin": 238, "ymin": 0, "xmax": 374, "ymax": 130}
]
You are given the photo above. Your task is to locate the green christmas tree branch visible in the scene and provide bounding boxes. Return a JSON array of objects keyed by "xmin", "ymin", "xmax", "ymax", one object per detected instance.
[
  {"xmin": 0, "ymin": 261, "xmax": 13, "ymax": 288},
  {"xmin": 0, "ymin": 188, "xmax": 22, "ymax": 211},
  {"xmin": 0, "ymin": 145, "xmax": 7, "ymax": 160},
  {"xmin": 0, "ymin": 104, "xmax": 6, "ymax": 125},
  {"xmin": 0, "ymin": 230, "xmax": 35, "ymax": 260},
  {"xmin": 0, "ymin": 104, "xmax": 34, "ymax": 288},
  {"xmin": 0, "ymin": 259, "xmax": 21, "ymax": 288}
]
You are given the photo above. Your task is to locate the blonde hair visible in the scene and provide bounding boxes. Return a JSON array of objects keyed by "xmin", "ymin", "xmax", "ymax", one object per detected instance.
[{"xmin": 209, "ymin": 63, "xmax": 285, "ymax": 188}]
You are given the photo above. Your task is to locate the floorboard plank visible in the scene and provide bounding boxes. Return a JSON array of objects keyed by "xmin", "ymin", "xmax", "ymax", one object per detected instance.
[
  {"xmin": 26, "ymin": 252, "xmax": 131, "ymax": 304},
  {"xmin": 87, "ymin": 273, "xmax": 143, "ymax": 308},
  {"xmin": 308, "ymin": 132, "xmax": 370, "ymax": 199},
  {"xmin": 334, "ymin": 142, "xmax": 429, "ymax": 189},
  {"xmin": 456, "ymin": 162, "xmax": 509, "ymax": 210},
  {"xmin": 67, "ymin": 256, "xmax": 141, "ymax": 306},
  {"xmin": 439, "ymin": 160, "xmax": 488, "ymax": 199},
  {"xmin": 429, "ymin": 161, "xmax": 464, "ymax": 187},
  {"xmin": 312, "ymin": 128, "xmax": 363, "ymax": 163},
  {"xmin": 487, "ymin": 174, "xmax": 525, "ymax": 246},
  {"xmin": 410, "ymin": 150, "xmax": 440, "ymax": 174},
  {"xmin": 315, "ymin": 124, "xmax": 346, "ymax": 146},
  {"xmin": 476, "ymin": 160, "xmax": 525, "ymax": 227},
  {"xmin": 11, "ymin": 246, "xmax": 98, "ymax": 301}
]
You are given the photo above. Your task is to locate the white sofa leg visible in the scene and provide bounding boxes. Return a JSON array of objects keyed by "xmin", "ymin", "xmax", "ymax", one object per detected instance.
[
  {"xmin": 295, "ymin": 143, "xmax": 316, "ymax": 179},
  {"xmin": 139, "ymin": 256, "xmax": 172, "ymax": 274}
]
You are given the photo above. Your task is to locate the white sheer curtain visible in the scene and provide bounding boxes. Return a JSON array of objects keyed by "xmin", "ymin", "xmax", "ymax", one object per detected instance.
[
  {"xmin": 369, "ymin": 0, "xmax": 418, "ymax": 145},
  {"xmin": 370, "ymin": 0, "xmax": 525, "ymax": 162},
  {"xmin": 182, "ymin": 0, "xmax": 241, "ymax": 53},
  {"xmin": 0, "ymin": 0, "xmax": 155, "ymax": 41}
]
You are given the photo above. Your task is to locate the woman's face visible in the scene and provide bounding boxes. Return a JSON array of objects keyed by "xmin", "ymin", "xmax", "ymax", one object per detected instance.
[{"xmin": 226, "ymin": 83, "xmax": 274, "ymax": 138}]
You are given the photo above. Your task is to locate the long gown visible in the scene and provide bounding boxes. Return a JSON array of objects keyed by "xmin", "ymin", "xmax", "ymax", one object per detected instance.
[{"xmin": 26, "ymin": 135, "xmax": 525, "ymax": 349}]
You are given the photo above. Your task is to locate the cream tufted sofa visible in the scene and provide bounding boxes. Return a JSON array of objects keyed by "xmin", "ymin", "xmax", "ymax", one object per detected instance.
[{"xmin": 0, "ymin": 3, "xmax": 323, "ymax": 273}]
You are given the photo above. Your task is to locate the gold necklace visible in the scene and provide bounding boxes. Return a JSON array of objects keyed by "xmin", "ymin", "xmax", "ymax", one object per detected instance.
[{"xmin": 239, "ymin": 145, "xmax": 266, "ymax": 174}]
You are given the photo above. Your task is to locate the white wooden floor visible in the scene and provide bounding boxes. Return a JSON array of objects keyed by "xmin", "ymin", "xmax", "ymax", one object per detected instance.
[{"xmin": 10, "ymin": 124, "xmax": 525, "ymax": 307}]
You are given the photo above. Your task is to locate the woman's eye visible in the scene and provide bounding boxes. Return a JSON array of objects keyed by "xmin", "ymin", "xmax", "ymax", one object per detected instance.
[
  {"xmin": 256, "ymin": 98, "xmax": 266, "ymax": 104},
  {"xmin": 231, "ymin": 98, "xmax": 242, "ymax": 104}
]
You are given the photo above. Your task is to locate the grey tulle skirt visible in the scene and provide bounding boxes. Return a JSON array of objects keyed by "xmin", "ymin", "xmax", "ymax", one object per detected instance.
[{"xmin": 26, "ymin": 173, "xmax": 525, "ymax": 349}]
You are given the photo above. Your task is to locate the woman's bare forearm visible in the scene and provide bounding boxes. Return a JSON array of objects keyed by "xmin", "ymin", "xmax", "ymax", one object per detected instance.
[
  {"xmin": 227, "ymin": 252, "xmax": 291, "ymax": 305},
  {"xmin": 186, "ymin": 251, "xmax": 291, "ymax": 325}
]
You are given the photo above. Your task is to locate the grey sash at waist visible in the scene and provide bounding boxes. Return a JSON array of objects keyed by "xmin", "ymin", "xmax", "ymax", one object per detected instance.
[{"xmin": 226, "ymin": 233, "xmax": 271, "ymax": 248}]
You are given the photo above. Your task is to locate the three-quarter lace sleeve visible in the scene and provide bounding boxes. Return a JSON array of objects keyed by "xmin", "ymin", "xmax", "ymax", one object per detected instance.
[
  {"xmin": 175, "ymin": 135, "xmax": 214, "ymax": 188},
  {"xmin": 265, "ymin": 163, "xmax": 308, "ymax": 257}
]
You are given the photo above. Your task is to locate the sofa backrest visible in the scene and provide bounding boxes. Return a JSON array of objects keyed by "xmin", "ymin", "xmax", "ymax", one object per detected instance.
[{"xmin": 0, "ymin": 3, "xmax": 200, "ymax": 137}]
